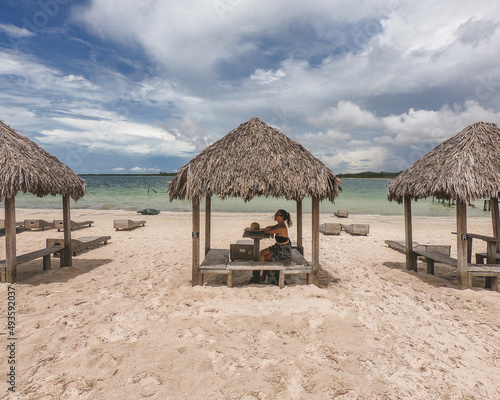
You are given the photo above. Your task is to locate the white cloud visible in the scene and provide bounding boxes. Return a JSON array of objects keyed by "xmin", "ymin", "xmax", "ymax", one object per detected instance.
[
  {"xmin": 73, "ymin": 0, "xmax": 392, "ymax": 74},
  {"xmin": 130, "ymin": 167, "xmax": 160, "ymax": 173},
  {"xmin": 2, "ymin": 1, "xmax": 500, "ymax": 175},
  {"xmin": 308, "ymin": 101, "xmax": 381, "ymax": 130},
  {"xmin": 0, "ymin": 23, "xmax": 35, "ymax": 38},
  {"xmin": 112, "ymin": 167, "xmax": 125, "ymax": 171},
  {"xmin": 35, "ymin": 110, "xmax": 196, "ymax": 157},
  {"xmin": 380, "ymin": 100, "xmax": 500, "ymax": 145},
  {"xmin": 250, "ymin": 69, "xmax": 286, "ymax": 85},
  {"xmin": 320, "ymin": 146, "xmax": 396, "ymax": 173}
]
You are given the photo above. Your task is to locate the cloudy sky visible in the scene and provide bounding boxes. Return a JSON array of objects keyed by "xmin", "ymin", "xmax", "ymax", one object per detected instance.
[{"xmin": 1, "ymin": 1, "xmax": 500, "ymax": 174}]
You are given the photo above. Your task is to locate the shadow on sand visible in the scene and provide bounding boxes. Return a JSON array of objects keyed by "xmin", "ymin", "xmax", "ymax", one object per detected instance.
[{"xmin": 14, "ymin": 257, "xmax": 113, "ymax": 286}]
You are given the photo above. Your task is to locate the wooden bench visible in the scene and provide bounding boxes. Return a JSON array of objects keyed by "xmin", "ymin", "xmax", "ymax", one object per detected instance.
[
  {"xmin": 413, "ymin": 249, "xmax": 500, "ymax": 290},
  {"xmin": 413, "ymin": 249, "xmax": 457, "ymax": 274},
  {"xmin": 24, "ymin": 219, "xmax": 55, "ymax": 231},
  {"xmin": 475, "ymin": 252, "xmax": 500, "ymax": 264},
  {"xmin": 53, "ymin": 220, "xmax": 94, "ymax": 231},
  {"xmin": 47, "ymin": 236, "xmax": 111, "ymax": 256},
  {"xmin": 385, "ymin": 240, "xmax": 451, "ymax": 256},
  {"xmin": 342, "ymin": 224, "xmax": 370, "ymax": 236},
  {"xmin": 200, "ymin": 248, "xmax": 312, "ymax": 288},
  {"xmin": 467, "ymin": 264, "xmax": 500, "ymax": 291},
  {"xmin": 320, "ymin": 223, "xmax": 341, "ymax": 235},
  {"xmin": 114, "ymin": 220, "xmax": 146, "ymax": 231},
  {"xmin": 0, "ymin": 246, "xmax": 64, "ymax": 281}
]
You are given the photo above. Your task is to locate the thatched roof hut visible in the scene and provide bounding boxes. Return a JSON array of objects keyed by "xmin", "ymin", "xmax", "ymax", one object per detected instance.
[
  {"xmin": 387, "ymin": 121, "xmax": 500, "ymax": 289},
  {"xmin": 388, "ymin": 121, "xmax": 500, "ymax": 204},
  {"xmin": 169, "ymin": 117, "xmax": 341, "ymax": 202},
  {"xmin": 0, "ymin": 121, "xmax": 85, "ymax": 201},
  {"xmin": 1, "ymin": 120, "xmax": 86, "ymax": 283},
  {"xmin": 169, "ymin": 117, "xmax": 340, "ymax": 286}
]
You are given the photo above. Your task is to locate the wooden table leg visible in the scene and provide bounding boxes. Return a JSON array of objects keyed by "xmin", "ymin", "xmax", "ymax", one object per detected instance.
[{"xmin": 253, "ymin": 238, "xmax": 260, "ymax": 261}]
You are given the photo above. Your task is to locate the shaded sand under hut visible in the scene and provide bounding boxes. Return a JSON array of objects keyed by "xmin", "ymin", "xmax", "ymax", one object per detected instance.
[
  {"xmin": 169, "ymin": 117, "xmax": 341, "ymax": 286},
  {"xmin": 0, "ymin": 120, "xmax": 86, "ymax": 283},
  {"xmin": 388, "ymin": 121, "xmax": 500, "ymax": 288}
]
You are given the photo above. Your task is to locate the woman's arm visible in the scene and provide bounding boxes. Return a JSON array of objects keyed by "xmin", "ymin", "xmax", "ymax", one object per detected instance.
[
  {"xmin": 264, "ymin": 224, "xmax": 280, "ymax": 234},
  {"xmin": 264, "ymin": 224, "xmax": 287, "ymax": 235}
]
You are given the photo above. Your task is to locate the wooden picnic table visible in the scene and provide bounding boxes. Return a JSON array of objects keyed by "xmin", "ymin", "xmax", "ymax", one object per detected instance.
[
  {"xmin": 242, "ymin": 229, "xmax": 271, "ymax": 261},
  {"xmin": 464, "ymin": 233, "xmax": 500, "ymax": 264}
]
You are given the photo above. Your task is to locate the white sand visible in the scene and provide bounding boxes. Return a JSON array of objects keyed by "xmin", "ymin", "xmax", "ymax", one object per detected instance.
[{"xmin": 1, "ymin": 209, "xmax": 499, "ymax": 399}]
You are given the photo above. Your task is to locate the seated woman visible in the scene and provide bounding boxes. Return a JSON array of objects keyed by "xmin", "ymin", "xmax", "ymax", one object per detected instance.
[{"xmin": 255, "ymin": 209, "xmax": 293, "ymax": 284}]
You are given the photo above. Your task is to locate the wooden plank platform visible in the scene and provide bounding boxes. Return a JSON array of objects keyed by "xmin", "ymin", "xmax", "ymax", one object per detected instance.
[
  {"xmin": 46, "ymin": 236, "xmax": 111, "ymax": 256},
  {"xmin": 320, "ymin": 223, "xmax": 341, "ymax": 235},
  {"xmin": 0, "ymin": 220, "xmax": 23, "ymax": 229},
  {"xmin": 199, "ymin": 248, "xmax": 312, "ymax": 288},
  {"xmin": 114, "ymin": 220, "xmax": 146, "ymax": 231},
  {"xmin": 385, "ymin": 240, "xmax": 451, "ymax": 256},
  {"xmin": 342, "ymin": 224, "xmax": 370, "ymax": 235},
  {"xmin": 24, "ymin": 219, "xmax": 54, "ymax": 231},
  {"xmin": 475, "ymin": 252, "xmax": 500, "ymax": 264},
  {"xmin": 467, "ymin": 264, "xmax": 500, "ymax": 291},
  {"xmin": 53, "ymin": 220, "xmax": 94, "ymax": 231}
]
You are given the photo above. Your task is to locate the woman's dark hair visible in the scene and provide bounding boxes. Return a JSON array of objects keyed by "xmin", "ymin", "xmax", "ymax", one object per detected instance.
[{"xmin": 277, "ymin": 209, "xmax": 293, "ymax": 227}]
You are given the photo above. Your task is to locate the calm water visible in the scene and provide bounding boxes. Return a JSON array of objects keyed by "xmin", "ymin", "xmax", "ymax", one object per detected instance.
[{"xmin": 8, "ymin": 176, "xmax": 491, "ymax": 217}]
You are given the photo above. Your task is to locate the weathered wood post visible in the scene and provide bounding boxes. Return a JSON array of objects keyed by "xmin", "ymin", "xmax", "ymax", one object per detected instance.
[
  {"xmin": 311, "ymin": 196, "xmax": 320, "ymax": 284},
  {"xmin": 205, "ymin": 195, "xmax": 211, "ymax": 256},
  {"xmin": 456, "ymin": 200, "xmax": 468, "ymax": 288},
  {"xmin": 404, "ymin": 195, "xmax": 417, "ymax": 271},
  {"xmin": 296, "ymin": 198, "xmax": 303, "ymax": 255},
  {"xmin": 491, "ymin": 197, "xmax": 499, "ymax": 238},
  {"xmin": 192, "ymin": 197, "xmax": 201, "ymax": 286},
  {"xmin": 62, "ymin": 194, "xmax": 72, "ymax": 267},
  {"xmin": 5, "ymin": 197, "xmax": 17, "ymax": 283}
]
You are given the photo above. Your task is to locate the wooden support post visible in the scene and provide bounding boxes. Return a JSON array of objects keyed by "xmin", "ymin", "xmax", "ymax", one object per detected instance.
[
  {"xmin": 205, "ymin": 195, "xmax": 211, "ymax": 256},
  {"xmin": 404, "ymin": 196, "xmax": 417, "ymax": 271},
  {"xmin": 192, "ymin": 197, "xmax": 201, "ymax": 286},
  {"xmin": 456, "ymin": 200, "xmax": 468, "ymax": 288},
  {"xmin": 491, "ymin": 197, "xmax": 500, "ymax": 238},
  {"xmin": 5, "ymin": 197, "xmax": 17, "ymax": 283},
  {"xmin": 311, "ymin": 196, "xmax": 320, "ymax": 284},
  {"xmin": 62, "ymin": 194, "xmax": 72, "ymax": 267},
  {"xmin": 296, "ymin": 199, "xmax": 303, "ymax": 255}
]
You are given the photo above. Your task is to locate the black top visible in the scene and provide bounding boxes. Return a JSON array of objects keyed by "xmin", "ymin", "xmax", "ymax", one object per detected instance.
[{"xmin": 275, "ymin": 234, "xmax": 290, "ymax": 244}]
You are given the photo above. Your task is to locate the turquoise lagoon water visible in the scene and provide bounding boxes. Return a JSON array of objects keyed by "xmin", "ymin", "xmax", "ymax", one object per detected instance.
[{"xmin": 8, "ymin": 176, "xmax": 491, "ymax": 217}]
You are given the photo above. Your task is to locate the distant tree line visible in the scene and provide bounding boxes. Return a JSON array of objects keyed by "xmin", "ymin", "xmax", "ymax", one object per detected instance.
[
  {"xmin": 80, "ymin": 172, "xmax": 178, "ymax": 177},
  {"xmin": 336, "ymin": 171, "xmax": 402, "ymax": 179}
]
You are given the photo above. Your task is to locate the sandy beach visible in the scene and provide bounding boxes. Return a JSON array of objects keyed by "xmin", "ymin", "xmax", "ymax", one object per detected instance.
[{"xmin": 1, "ymin": 209, "xmax": 499, "ymax": 399}]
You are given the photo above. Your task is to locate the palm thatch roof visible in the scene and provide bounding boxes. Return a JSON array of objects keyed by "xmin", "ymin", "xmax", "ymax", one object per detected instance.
[
  {"xmin": 0, "ymin": 121, "xmax": 86, "ymax": 202},
  {"xmin": 388, "ymin": 121, "xmax": 500, "ymax": 204},
  {"xmin": 169, "ymin": 117, "xmax": 341, "ymax": 202}
]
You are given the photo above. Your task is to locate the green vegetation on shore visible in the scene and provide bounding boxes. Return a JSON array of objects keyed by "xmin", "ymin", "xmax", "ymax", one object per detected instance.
[
  {"xmin": 79, "ymin": 171, "xmax": 401, "ymax": 179},
  {"xmin": 337, "ymin": 171, "xmax": 401, "ymax": 179},
  {"xmin": 80, "ymin": 172, "xmax": 178, "ymax": 177}
]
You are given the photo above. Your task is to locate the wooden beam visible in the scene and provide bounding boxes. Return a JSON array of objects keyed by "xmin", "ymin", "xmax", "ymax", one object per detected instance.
[
  {"xmin": 5, "ymin": 197, "xmax": 17, "ymax": 283},
  {"xmin": 296, "ymin": 198, "xmax": 303, "ymax": 254},
  {"xmin": 456, "ymin": 200, "xmax": 468, "ymax": 288},
  {"xmin": 491, "ymin": 197, "xmax": 499, "ymax": 238},
  {"xmin": 404, "ymin": 196, "xmax": 417, "ymax": 271},
  {"xmin": 62, "ymin": 194, "xmax": 72, "ymax": 267},
  {"xmin": 311, "ymin": 196, "xmax": 320, "ymax": 280},
  {"xmin": 205, "ymin": 195, "xmax": 211, "ymax": 256},
  {"xmin": 192, "ymin": 197, "xmax": 201, "ymax": 286}
]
